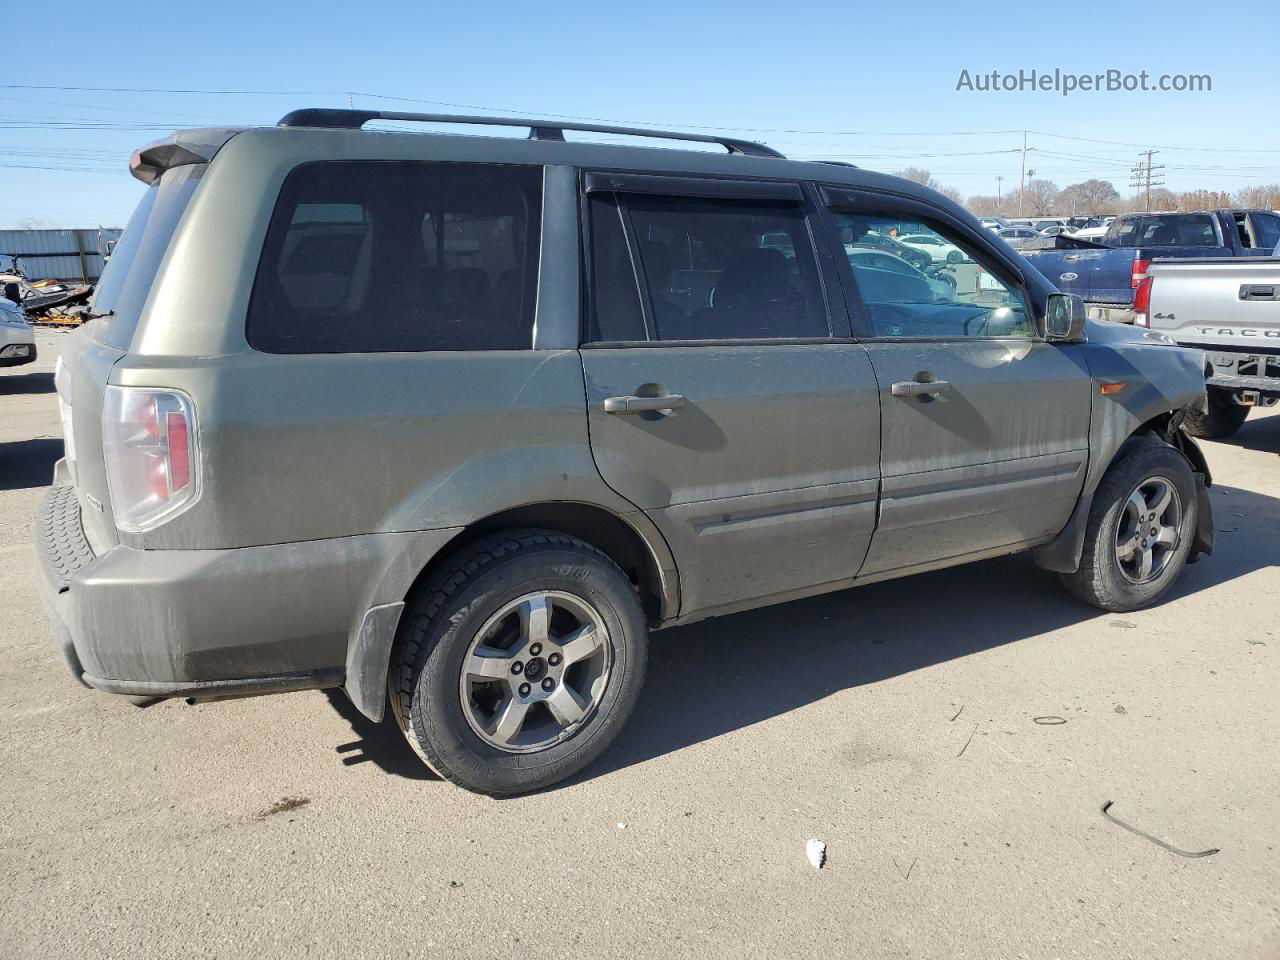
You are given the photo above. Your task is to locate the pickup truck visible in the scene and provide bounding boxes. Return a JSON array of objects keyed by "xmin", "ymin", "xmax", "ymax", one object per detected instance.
[
  {"xmin": 1138, "ymin": 256, "xmax": 1280, "ymax": 437},
  {"xmin": 1020, "ymin": 210, "xmax": 1280, "ymax": 325}
]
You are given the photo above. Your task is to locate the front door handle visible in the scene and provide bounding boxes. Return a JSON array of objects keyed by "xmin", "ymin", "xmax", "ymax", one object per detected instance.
[
  {"xmin": 891, "ymin": 379, "xmax": 951, "ymax": 398},
  {"xmin": 603, "ymin": 393, "xmax": 688, "ymax": 414}
]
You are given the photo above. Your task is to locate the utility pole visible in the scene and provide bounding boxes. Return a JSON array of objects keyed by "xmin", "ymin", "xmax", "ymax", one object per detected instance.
[
  {"xmin": 1018, "ymin": 131, "xmax": 1027, "ymax": 216},
  {"xmin": 1129, "ymin": 149, "xmax": 1165, "ymax": 212},
  {"xmin": 996, "ymin": 175, "xmax": 1003, "ymax": 204}
]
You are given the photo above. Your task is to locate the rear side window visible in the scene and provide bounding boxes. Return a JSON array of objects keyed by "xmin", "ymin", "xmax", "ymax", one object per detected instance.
[
  {"xmin": 1108, "ymin": 214, "xmax": 1218, "ymax": 247},
  {"xmin": 597, "ymin": 194, "xmax": 829, "ymax": 341},
  {"xmin": 248, "ymin": 161, "xmax": 542, "ymax": 353},
  {"xmin": 91, "ymin": 163, "xmax": 203, "ymax": 350}
]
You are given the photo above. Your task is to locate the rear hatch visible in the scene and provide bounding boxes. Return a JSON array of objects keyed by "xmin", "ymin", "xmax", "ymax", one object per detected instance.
[{"xmin": 57, "ymin": 137, "xmax": 228, "ymax": 552}]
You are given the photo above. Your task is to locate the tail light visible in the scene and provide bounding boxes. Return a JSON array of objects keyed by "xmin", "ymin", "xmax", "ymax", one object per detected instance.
[
  {"xmin": 1130, "ymin": 257, "xmax": 1151, "ymax": 288},
  {"xmin": 102, "ymin": 386, "xmax": 200, "ymax": 533},
  {"xmin": 1133, "ymin": 276, "xmax": 1153, "ymax": 327}
]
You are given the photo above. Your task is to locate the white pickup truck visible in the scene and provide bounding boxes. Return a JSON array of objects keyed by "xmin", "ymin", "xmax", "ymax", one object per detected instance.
[{"xmin": 1138, "ymin": 257, "xmax": 1280, "ymax": 437}]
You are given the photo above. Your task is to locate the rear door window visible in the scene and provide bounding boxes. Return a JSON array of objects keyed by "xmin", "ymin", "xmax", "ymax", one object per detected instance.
[
  {"xmin": 590, "ymin": 192, "xmax": 830, "ymax": 342},
  {"xmin": 248, "ymin": 161, "xmax": 542, "ymax": 353}
]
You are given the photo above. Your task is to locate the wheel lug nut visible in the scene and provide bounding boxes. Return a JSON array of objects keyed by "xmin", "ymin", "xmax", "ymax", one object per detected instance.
[
  {"xmin": 518, "ymin": 683, "xmax": 531, "ymax": 697},
  {"xmin": 511, "ymin": 662, "xmax": 523, "ymax": 674},
  {"xmin": 541, "ymin": 677, "xmax": 554, "ymax": 692},
  {"xmin": 548, "ymin": 653, "xmax": 561, "ymax": 666},
  {"xmin": 529, "ymin": 643, "xmax": 542, "ymax": 656}
]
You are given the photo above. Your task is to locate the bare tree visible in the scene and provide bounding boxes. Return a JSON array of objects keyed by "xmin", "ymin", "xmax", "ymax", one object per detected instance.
[
  {"xmin": 965, "ymin": 195, "xmax": 1004, "ymax": 216},
  {"xmin": 1055, "ymin": 179, "xmax": 1120, "ymax": 216},
  {"xmin": 1020, "ymin": 179, "xmax": 1060, "ymax": 216},
  {"xmin": 1234, "ymin": 184, "xmax": 1280, "ymax": 209},
  {"xmin": 893, "ymin": 167, "xmax": 939, "ymax": 190},
  {"xmin": 1176, "ymin": 190, "xmax": 1233, "ymax": 211}
]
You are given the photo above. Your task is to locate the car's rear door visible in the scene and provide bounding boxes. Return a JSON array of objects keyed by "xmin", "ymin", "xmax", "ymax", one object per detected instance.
[
  {"xmin": 819, "ymin": 185, "xmax": 1093, "ymax": 577},
  {"xmin": 578, "ymin": 173, "xmax": 881, "ymax": 618}
]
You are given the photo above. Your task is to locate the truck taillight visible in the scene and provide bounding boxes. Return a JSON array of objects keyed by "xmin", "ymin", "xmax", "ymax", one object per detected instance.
[
  {"xmin": 1131, "ymin": 257, "xmax": 1151, "ymax": 288},
  {"xmin": 1132, "ymin": 276, "xmax": 1153, "ymax": 327},
  {"xmin": 102, "ymin": 386, "xmax": 200, "ymax": 533}
]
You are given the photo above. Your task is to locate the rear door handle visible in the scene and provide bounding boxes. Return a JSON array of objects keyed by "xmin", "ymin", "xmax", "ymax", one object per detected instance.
[
  {"xmin": 603, "ymin": 394, "xmax": 688, "ymax": 414},
  {"xmin": 891, "ymin": 380, "xmax": 951, "ymax": 398}
]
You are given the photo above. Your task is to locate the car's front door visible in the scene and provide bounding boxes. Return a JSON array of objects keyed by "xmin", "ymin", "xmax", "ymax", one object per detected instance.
[
  {"xmin": 578, "ymin": 174, "xmax": 881, "ymax": 617},
  {"xmin": 822, "ymin": 186, "xmax": 1094, "ymax": 577}
]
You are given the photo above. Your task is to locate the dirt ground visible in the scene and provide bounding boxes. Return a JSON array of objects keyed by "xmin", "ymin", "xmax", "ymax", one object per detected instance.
[{"xmin": 2, "ymin": 329, "xmax": 1277, "ymax": 959}]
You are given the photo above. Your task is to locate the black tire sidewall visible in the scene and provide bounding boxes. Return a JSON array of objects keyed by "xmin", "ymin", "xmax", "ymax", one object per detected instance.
[
  {"xmin": 1083, "ymin": 444, "xmax": 1198, "ymax": 610},
  {"xmin": 405, "ymin": 541, "xmax": 646, "ymax": 794}
]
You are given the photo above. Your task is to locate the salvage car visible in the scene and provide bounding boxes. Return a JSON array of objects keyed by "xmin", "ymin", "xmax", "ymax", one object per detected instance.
[
  {"xmin": 0, "ymin": 289, "xmax": 36, "ymax": 367},
  {"xmin": 37, "ymin": 110, "xmax": 1213, "ymax": 795}
]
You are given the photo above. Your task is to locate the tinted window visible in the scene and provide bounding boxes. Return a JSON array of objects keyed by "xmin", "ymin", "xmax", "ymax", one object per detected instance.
[
  {"xmin": 835, "ymin": 212, "xmax": 1034, "ymax": 339},
  {"xmin": 1109, "ymin": 214, "xmax": 1218, "ymax": 247},
  {"xmin": 91, "ymin": 163, "xmax": 203, "ymax": 350},
  {"xmin": 248, "ymin": 161, "xmax": 541, "ymax": 353},
  {"xmin": 617, "ymin": 194, "xmax": 830, "ymax": 341},
  {"xmin": 1251, "ymin": 213, "xmax": 1280, "ymax": 250},
  {"xmin": 587, "ymin": 195, "xmax": 646, "ymax": 342}
]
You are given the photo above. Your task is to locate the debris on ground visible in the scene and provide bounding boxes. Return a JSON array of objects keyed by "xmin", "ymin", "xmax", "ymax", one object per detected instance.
[
  {"xmin": 956, "ymin": 723, "xmax": 978, "ymax": 757},
  {"xmin": 1033, "ymin": 716, "xmax": 1067, "ymax": 725},
  {"xmin": 1109, "ymin": 620, "xmax": 1138, "ymax": 629},
  {"xmin": 1115, "ymin": 704, "xmax": 1127, "ymax": 714},
  {"xmin": 806, "ymin": 838, "xmax": 827, "ymax": 870},
  {"xmin": 257, "ymin": 796, "xmax": 310, "ymax": 818},
  {"xmin": 894, "ymin": 857, "xmax": 918, "ymax": 880},
  {"xmin": 950, "ymin": 704, "xmax": 965, "ymax": 722},
  {"xmin": 1100, "ymin": 800, "xmax": 1219, "ymax": 859}
]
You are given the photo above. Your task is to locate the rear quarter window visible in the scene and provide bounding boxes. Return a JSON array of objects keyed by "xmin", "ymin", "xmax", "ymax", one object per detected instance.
[{"xmin": 247, "ymin": 161, "xmax": 542, "ymax": 353}]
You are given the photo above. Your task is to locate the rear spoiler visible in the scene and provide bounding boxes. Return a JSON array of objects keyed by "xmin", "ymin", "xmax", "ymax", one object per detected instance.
[{"xmin": 129, "ymin": 127, "xmax": 246, "ymax": 184}]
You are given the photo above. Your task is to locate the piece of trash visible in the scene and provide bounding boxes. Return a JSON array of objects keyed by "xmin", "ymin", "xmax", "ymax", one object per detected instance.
[
  {"xmin": 956, "ymin": 723, "xmax": 978, "ymax": 758},
  {"xmin": 1033, "ymin": 716, "xmax": 1067, "ymax": 725},
  {"xmin": 257, "ymin": 796, "xmax": 310, "ymax": 819},
  {"xmin": 806, "ymin": 838, "xmax": 827, "ymax": 870},
  {"xmin": 1246, "ymin": 639, "xmax": 1266, "ymax": 646},
  {"xmin": 1109, "ymin": 621, "xmax": 1137, "ymax": 630},
  {"xmin": 616, "ymin": 822, "xmax": 626, "ymax": 830},
  {"xmin": 1100, "ymin": 801, "xmax": 1219, "ymax": 859},
  {"xmin": 893, "ymin": 856, "xmax": 918, "ymax": 880},
  {"xmin": 448, "ymin": 880, "xmax": 463, "ymax": 889},
  {"xmin": 1114, "ymin": 704, "xmax": 1127, "ymax": 714},
  {"xmin": 949, "ymin": 704, "xmax": 965, "ymax": 722}
]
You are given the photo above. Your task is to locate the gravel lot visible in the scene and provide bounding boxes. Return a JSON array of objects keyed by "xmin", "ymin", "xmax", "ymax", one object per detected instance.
[{"xmin": 2, "ymin": 328, "xmax": 1277, "ymax": 959}]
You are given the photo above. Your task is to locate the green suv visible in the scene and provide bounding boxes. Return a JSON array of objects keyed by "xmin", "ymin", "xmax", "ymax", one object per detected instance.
[{"xmin": 36, "ymin": 110, "xmax": 1213, "ymax": 794}]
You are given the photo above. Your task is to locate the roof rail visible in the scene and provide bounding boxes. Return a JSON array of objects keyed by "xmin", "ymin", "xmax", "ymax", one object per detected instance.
[{"xmin": 276, "ymin": 109, "xmax": 786, "ymax": 159}]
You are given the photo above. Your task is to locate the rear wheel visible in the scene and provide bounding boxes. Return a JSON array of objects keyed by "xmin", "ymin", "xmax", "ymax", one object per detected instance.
[
  {"xmin": 1060, "ymin": 441, "xmax": 1197, "ymax": 612},
  {"xmin": 1183, "ymin": 387, "xmax": 1249, "ymax": 439},
  {"xmin": 390, "ymin": 530, "xmax": 647, "ymax": 796}
]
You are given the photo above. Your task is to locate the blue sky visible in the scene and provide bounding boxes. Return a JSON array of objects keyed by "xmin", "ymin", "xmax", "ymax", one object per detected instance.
[{"xmin": 3, "ymin": 0, "xmax": 1277, "ymax": 227}]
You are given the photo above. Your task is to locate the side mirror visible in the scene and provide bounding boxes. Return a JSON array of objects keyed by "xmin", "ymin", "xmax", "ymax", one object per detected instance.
[
  {"xmin": 2, "ymin": 282, "xmax": 20, "ymax": 306},
  {"xmin": 1044, "ymin": 292, "xmax": 1086, "ymax": 342}
]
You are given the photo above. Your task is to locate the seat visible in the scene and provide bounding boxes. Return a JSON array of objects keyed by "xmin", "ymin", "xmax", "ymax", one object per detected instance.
[{"xmin": 694, "ymin": 248, "xmax": 801, "ymax": 339}]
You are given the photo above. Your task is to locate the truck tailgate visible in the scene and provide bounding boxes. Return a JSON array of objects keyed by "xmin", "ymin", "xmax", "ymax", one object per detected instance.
[{"xmin": 1147, "ymin": 257, "xmax": 1280, "ymax": 348}]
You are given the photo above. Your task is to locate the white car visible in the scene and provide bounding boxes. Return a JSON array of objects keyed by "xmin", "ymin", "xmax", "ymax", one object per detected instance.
[
  {"xmin": 0, "ymin": 296, "xmax": 36, "ymax": 367},
  {"xmin": 895, "ymin": 233, "xmax": 967, "ymax": 264},
  {"xmin": 845, "ymin": 247, "xmax": 955, "ymax": 301}
]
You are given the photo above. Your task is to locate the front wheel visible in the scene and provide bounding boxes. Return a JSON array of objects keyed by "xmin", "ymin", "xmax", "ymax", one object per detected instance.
[
  {"xmin": 390, "ymin": 530, "xmax": 648, "ymax": 796},
  {"xmin": 1060, "ymin": 441, "xmax": 1197, "ymax": 612}
]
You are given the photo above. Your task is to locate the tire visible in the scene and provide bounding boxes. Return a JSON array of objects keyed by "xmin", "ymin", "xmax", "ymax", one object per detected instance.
[
  {"xmin": 389, "ymin": 530, "xmax": 648, "ymax": 796},
  {"xmin": 1060, "ymin": 440, "xmax": 1198, "ymax": 612},
  {"xmin": 1183, "ymin": 387, "xmax": 1249, "ymax": 439}
]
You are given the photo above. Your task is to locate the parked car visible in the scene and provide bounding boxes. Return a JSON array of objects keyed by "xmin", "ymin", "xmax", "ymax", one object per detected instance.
[
  {"xmin": 0, "ymin": 292, "xmax": 36, "ymax": 367},
  {"xmin": 1137, "ymin": 256, "xmax": 1280, "ymax": 437},
  {"xmin": 998, "ymin": 226, "xmax": 1042, "ymax": 248},
  {"xmin": 1020, "ymin": 210, "xmax": 1280, "ymax": 324},
  {"xmin": 845, "ymin": 230, "xmax": 932, "ymax": 270},
  {"xmin": 896, "ymin": 232, "xmax": 968, "ymax": 264},
  {"xmin": 979, "ymin": 217, "xmax": 1007, "ymax": 231},
  {"xmin": 37, "ymin": 109, "xmax": 1213, "ymax": 795},
  {"xmin": 845, "ymin": 247, "xmax": 956, "ymax": 300},
  {"xmin": 1039, "ymin": 225, "xmax": 1076, "ymax": 237}
]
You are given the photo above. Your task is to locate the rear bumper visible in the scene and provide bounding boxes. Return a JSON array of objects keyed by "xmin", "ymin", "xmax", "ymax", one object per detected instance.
[
  {"xmin": 35, "ymin": 476, "xmax": 458, "ymax": 701},
  {"xmin": 1205, "ymin": 350, "xmax": 1280, "ymax": 396},
  {"xmin": 0, "ymin": 342, "xmax": 36, "ymax": 366}
]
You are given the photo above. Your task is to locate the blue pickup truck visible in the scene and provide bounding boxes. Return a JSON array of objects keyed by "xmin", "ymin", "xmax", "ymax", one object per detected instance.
[{"xmin": 1019, "ymin": 209, "xmax": 1280, "ymax": 324}]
